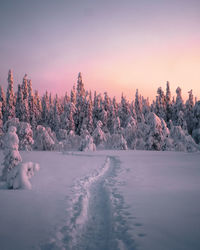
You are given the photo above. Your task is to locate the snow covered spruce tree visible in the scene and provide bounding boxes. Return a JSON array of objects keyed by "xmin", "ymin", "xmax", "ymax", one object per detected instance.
[
  {"xmin": 155, "ymin": 87, "xmax": 166, "ymax": 120},
  {"xmin": 0, "ymin": 86, "xmax": 6, "ymax": 123},
  {"xmin": 75, "ymin": 72, "xmax": 86, "ymax": 134},
  {"xmin": 18, "ymin": 122, "xmax": 34, "ymax": 151},
  {"xmin": 5, "ymin": 70, "xmax": 15, "ymax": 121},
  {"xmin": 0, "ymin": 102, "xmax": 3, "ymax": 147},
  {"xmin": 28, "ymin": 79, "xmax": 37, "ymax": 129},
  {"xmin": 185, "ymin": 90, "xmax": 195, "ymax": 134},
  {"xmin": 166, "ymin": 81, "xmax": 172, "ymax": 122},
  {"xmin": 172, "ymin": 87, "xmax": 185, "ymax": 126},
  {"xmin": 92, "ymin": 120, "xmax": 106, "ymax": 149},
  {"xmin": 1, "ymin": 125, "xmax": 39, "ymax": 189},
  {"xmin": 145, "ymin": 112, "xmax": 166, "ymax": 150},
  {"xmin": 1, "ymin": 126, "xmax": 22, "ymax": 182}
]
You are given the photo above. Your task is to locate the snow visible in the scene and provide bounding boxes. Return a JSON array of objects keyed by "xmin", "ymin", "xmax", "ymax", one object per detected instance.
[
  {"xmin": 118, "ymin": 151, "xmax": 200, "ymax": 250},
  {"xmin": 0, "ymin": 150, "xmax": 200, "ymax": 250},
  {"xmin": 0, "ymin": 151, "xmax": 106, "ymax": 250}
]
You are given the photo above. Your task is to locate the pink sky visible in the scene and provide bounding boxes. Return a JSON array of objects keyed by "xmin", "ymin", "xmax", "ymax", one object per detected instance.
[{"xmin": 0, "ymin": 0, "xmax": 200, "ymax": 102}]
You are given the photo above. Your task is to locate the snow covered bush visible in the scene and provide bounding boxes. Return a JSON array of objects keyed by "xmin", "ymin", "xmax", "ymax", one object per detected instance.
[
  {"xmin": 34, "ymin": 125, "xmax": 55, "ymax": 150},
  {"xmin": 7, "ymin": 162, "xmax": 40, "ymax": 190},
  {"xmin": 1, "ymin": 126, "xmax": 22, "ymax": 181},
  {"xmin": 18, "ymin": 122, "xmax": 34, "ymax": 150}
]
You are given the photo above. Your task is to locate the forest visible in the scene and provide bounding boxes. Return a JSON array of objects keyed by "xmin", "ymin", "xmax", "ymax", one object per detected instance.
[{"xmin": 0, "ymin": 70, "xmax": 200, "ymax": 152}]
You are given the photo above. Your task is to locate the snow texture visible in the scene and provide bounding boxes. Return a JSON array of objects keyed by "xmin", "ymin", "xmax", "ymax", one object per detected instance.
[{"xmin": 1, "ymin": 150, "xmax": 200, "ymax": 250}]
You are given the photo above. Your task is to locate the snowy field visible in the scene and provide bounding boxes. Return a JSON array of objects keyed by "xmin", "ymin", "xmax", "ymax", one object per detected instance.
[{"xmin": 0, "ymin": 150, "xmax": 200, "ymax": 250}]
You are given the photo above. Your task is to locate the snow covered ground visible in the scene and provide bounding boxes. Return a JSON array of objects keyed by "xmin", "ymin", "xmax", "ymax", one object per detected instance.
[{"xmin": 0, "ymin": 150, "xmax": 200, "ymax": 250}]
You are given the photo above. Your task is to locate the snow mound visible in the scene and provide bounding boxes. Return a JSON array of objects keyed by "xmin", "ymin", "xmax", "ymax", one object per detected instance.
[{"xmin": 7, "ymin": 162, "xmax": 40, "ymax": 190}]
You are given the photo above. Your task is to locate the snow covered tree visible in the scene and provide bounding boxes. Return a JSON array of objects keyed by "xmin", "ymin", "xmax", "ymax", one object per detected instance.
[
  {"xmin": 170, "ymin": 123, "xmax": 199, "ymax": 152},
  {"xmin": 15, "ymin": 84, "xmax": 29, "ymax": 123},
  {"xmin": 75, "ymin": 72, "xmax": 86, "ymax": 134},
  {"xmin": 107, "ymin": 100, "xmax": 116, "ymax": 134},
  {"xmin": 1, "ymin": 126, "xmax": 22, "ymax": 182},
  {"xmin": 61, "ymin": 98, "xmax": 76, "ymax": 133},
  {"xmin": 185, "ymin": 89, "xmax": 195, "ymax": 134},
  {"xmin": 71, "ymin": 84, "xmax": 76, "ymax": 104},
  {"xmin": 0, "ymin": 102, "xmax": 3, "ymax": 135},
  {"xmin": 3, "ymin": 118, "xmax": 20, "ymax": 133},
  {"xmin": 79, "ymin": 125, "xmax": 96, "ymax": 151},
  {"xmin": 99, "ymin": 108, "xmax": 108, "ymax": 132},
  {"xmin": 155, "ymin": 87, "xmax": 166, "ymax": 120},
  {"xmin": 34, "ymin": 125, "xmax": 55, "ymax": 151},
  {"xmin": 135, "ymin": 89, "xmax": 144, "ymax": 123},
  {"xmin": 42, "ymin": 91, "xmax": 50, "ymax": 125},
  {"xmin": 51, "ymin": 94, "xmax": 60, "ymax": 133},
  {"xmin": 5, "ymin": 70, "xmax": 15, "ymax": 121},
  {"xmin": 192, "ymin": 101, "xmax": 200, "ymax": 144},
  {"xmin": 92, "ymin": 120, "xmax": 106, "ymax": 148},
  {"xmin": 82, "ymin": 93, "xmax": 93, "ymax": 134},
  {"xmin": 15, "ymin": 84, "xmax": 24, "ymax": 120},
  {"xmin": 62, "ymin": 130, "xmax": 81, "ymax": 151},
  {"xmin": 93, "ymin": 93, "xmax": 102, "ymax": 127},
  {"xmin": 123, "ymin": 116, "xmax": 137, "ymax": 149},
  {"xmin": 113, "ymin": 117, "xmax": 121, "ymax": 134},
  {"xmin": 177, "ymin": 110, "xmax": 187, "ymax": 130},
  {"xmin": 22, "ymin": 74, "xmax": 29, "ymax": 100},
  {"xmin": 145, "ymin": 112, "xmax": 166, "ymax": 150},
  {"xmin": 172, "ymin": 87, "xmax": 185, "ymax": 126},
  {"xmin": 0, "ymin": 102, "xmax": 3, "ymax": 148},
  {"xmin": 18, "ymin": 122, "xmax": 34, "ymax": 151},
  {"xmin": 0, "ymin": 86, "xmax": 6, "ymax": 123},
  {"xmin": 166, "ymin": 81, "xmax": 172, "ymax": 122},
  {"xmin": 7, "ymin": 162, "xmax": 40, "ymax": 190},
  {"xmin": 119, "ymin": 94, "xmax": 131, "ymax": 128},
  {"xmin": 34, "ymin": 90, "xmax": 42, "ymax": 125},
  {"xmin": 142, "ymin": 97, "xmax": 150, "ymax": 117},
  {"xmin": 28, "ymin": 79, "xmax": 37, "ymax": 129},
  {"xmin": 107, "ymin": 134, "xmax": 128, "ymax": 150}
]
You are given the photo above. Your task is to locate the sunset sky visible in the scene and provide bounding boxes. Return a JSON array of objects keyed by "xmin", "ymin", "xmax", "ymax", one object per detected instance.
[{"xmin": 0, "ymin": 0, "xmax": 200, "ymax": 101}]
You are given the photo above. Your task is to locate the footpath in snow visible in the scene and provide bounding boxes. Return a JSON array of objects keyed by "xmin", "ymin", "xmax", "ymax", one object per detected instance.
[{"xmin": 43, "ymin": 154, "xmax": 135, "ymax": 250}]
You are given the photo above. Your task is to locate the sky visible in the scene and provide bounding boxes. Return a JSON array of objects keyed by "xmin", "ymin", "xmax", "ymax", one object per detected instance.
[{"xmin": 0, "ymin": 0, "xmax": 200, "ymax": 101}]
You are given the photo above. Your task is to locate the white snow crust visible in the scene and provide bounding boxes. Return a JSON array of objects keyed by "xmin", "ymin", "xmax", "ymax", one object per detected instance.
[{"xmin": 0, "ymin": 150, "xmax": 200, "ymax": 250}]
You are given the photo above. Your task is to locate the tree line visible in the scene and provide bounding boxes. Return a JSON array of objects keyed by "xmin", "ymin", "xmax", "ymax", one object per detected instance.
[{"xmin": 0, "ymin": 70, "xmax": 200, "ymax": 151}]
